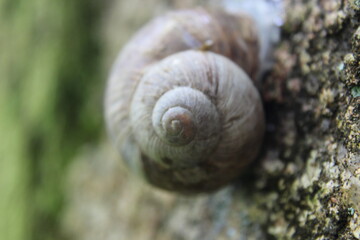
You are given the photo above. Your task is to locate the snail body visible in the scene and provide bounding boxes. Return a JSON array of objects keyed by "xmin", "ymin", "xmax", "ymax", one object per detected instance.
[{"xmin": 105, "ymin": 8, "xmax": 266, "ymax": 193}]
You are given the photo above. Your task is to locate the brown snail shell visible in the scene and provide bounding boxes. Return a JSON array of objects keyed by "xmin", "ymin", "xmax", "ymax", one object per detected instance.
[{"xmin": 105, "ymin": 8, "xmax": 265, "ymax": 193}]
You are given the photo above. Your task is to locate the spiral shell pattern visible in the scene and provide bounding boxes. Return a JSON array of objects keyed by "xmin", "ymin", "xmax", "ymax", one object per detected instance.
[{"xmin": 105, "ymin": 8, "xmax": 264, "ymax": 193}]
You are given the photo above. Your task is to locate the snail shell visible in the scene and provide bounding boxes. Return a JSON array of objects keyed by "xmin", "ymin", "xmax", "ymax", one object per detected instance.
[{"xmin": 105, "ymin": 8, "xmax": 265, "ymax": 193}]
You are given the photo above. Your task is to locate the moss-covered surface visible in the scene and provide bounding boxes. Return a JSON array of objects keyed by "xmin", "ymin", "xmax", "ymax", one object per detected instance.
[
  {"xmin": 0, "ymin": 0, "xmax": 102, "ymax": 239},
  {"xmin": 63, "ymin": 0, "xmax": 360, "ymax": 239}
]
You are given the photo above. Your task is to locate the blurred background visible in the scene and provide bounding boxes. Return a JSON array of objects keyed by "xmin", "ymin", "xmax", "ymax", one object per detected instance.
[
  {"xmin": 0, "ymin": 0, "xmax": 104, "ymax": 239},
  {"xmin": 0, "ymin": 0, "xmax": 210, "ymax": 239}
]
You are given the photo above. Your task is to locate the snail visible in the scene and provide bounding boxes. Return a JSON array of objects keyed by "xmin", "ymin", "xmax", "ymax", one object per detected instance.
[{"xmin": 105, "ymin": 6, "xmax": 279, "ymax": 193}]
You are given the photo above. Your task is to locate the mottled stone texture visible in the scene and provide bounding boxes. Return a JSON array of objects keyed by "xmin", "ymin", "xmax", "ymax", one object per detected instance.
[{"xmin": 63, "ymin": 0, "xmax": 360, "ymax": 239}]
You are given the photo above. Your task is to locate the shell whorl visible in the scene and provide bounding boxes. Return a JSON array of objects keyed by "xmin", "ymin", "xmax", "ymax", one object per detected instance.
[
  {"xmin": 105, "ymin": 8, "xmax": 265, "ymax": 193},
  {"xmin": 130, "ymin": 51, "xmax": 223, "ymax": 168},
  {"xmin": 152, "ymin": 87, "xmax": 219, "ymax": 146},
  {"xmin": 129, "ymin": 50, "xmax": 263, "ymax": 178}
]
